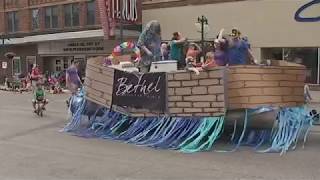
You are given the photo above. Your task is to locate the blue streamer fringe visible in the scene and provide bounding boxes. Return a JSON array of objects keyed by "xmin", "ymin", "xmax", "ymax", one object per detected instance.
[{"xmin": 62, "ymin": 92, "xmax": 314, "ymax": 154}]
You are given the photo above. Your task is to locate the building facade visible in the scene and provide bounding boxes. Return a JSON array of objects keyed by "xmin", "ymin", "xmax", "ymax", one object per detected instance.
[
  {"xmin": 142, "ymin": 0, "xmax": 320, "ymax": 84},
  {"xmin": 1, "ymin": 0, "xmax": 319, "ymax": 84},
  {"xmin": 0, "ymin": 0, "xmax": 140, "ymax": 83}
]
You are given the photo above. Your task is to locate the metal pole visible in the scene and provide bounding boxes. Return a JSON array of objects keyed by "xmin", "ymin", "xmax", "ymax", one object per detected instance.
[
  {"xmin": 120, "ymin": 0, "xmax": 124, "ymax": 43},
  {"xmin": 201, "ymin": 15, "xmax": 205, "ymax": 59}
]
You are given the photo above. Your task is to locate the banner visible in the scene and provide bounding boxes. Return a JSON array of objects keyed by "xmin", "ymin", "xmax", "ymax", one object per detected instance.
[
  {"xmin": 112, "ymin": 70, "xmax": 167, "ymax": 112},
  {"xmin": 98, "ymin": 0, "xmax": 142, "ymax": 39},
  {"xmin": 98, "ymin": 0, "xmax": 115, "ymax": 39},
  {"xmin": 110, "ymin": 0, "xmax": 142, "ymax": 24}
]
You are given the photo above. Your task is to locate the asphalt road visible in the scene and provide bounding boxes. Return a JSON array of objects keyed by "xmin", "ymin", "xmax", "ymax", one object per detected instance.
[{"xmin": 0, "ymin": 91, "xmax": 319, "ymax": 180}]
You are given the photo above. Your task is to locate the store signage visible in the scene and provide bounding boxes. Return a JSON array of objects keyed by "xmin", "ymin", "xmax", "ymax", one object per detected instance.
[
  {"xmin": 38, "ymin": 40, "xmax": 108, "ymax": 55},
  {"xmin": 295, "ymin": 0, "xmax": 320, "ymax": 22},
  {"xmin": 2, "ymin": 62, "xmax": 7, "ymax": 69},
  {"xmin": 63, "ymin": 41, "xmax": 104, "ymax": 52},
  {"xmin": 112, "ymin": 70, "xmax": 167, "ymax": 112}
]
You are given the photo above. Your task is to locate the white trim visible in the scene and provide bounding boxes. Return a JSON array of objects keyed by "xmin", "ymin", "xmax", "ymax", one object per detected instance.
[{"xmin": 4, "ymin": 29, "xmax": 140, "ymax": 45}]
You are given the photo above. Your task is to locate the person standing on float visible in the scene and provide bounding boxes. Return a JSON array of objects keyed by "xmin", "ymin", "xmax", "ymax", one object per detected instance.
[
  {"xmin": 227, "ymin": 28, "xmax": 256, "ymax": 65},
  {"xmin": 170, "ymin": 32, "xmax": 187, "ymax": 69},
  {"xmin": 137, "ymin": 20, "xmax": 162, "ymax": 73}
]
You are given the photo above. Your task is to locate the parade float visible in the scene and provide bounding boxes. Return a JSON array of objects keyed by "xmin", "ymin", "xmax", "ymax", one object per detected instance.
[
  {"xmin": 63, "ymin": 41, "xmax": 313, "ymax": 155},
  {"xmin": 62, "ymin": 4, "xmax": 313, "ymax": 154}
]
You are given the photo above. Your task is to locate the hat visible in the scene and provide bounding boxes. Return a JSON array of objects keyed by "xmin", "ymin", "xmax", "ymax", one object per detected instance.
[{"xmin": 230, "ymin": 28, "xmax": 241, "ymax": 37}]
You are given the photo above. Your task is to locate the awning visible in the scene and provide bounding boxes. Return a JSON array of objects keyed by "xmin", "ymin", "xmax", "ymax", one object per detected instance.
[{"xmin": 3, "ymin": 29, "xmax": 140, "ymax": 45}]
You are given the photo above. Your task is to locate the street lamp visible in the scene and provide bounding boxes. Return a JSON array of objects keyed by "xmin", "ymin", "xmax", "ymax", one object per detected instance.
[{"xmin": 195, "ymin": 15, "xmax": 209, "ymax": 60}]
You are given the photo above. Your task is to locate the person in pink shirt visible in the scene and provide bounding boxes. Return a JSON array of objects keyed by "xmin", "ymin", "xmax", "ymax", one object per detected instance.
[
  {"xmin": 185, "ymin": 43, "xmax": 202, "ymax": 68},
  {"xmin": 30, "ymin": 64, "xmax": 42, "ymax": 91}
]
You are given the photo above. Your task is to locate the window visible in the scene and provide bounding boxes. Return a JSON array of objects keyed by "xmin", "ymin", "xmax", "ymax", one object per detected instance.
[
  {"xmin": 284, "ymin": 48, "xmax": 318, "ymax": 84},
  {"xmin": 86, "ymin": 0, "xmax": 96, "ymax": 25},
  {"xmin": 31, "ymin": 9, "xmax": 40, "ymax": 30},
  {"xmin": 45, "ymin": 6, "xmax": 59, "ymax": 29},
  {"xmin": 64, "ymin": 4, "xmax": 80, "ymax": 27},
  {"xmin": 261, "ymin": 48, "xmax": 282, "ymax": 60},
  {"xmin": 262, "ymin": 47, "xmax": 319, "ymax": 84},
  {"xmin": 12, "ymin": 57, "xmax": 21, "ymax": 75},
  {"xmin": 7, "ymin": 11, "xmax": 19, "ymax": 32},
  {"xmin": 55, "ymin": 59, "xmax": 62, "ymax": 72}
]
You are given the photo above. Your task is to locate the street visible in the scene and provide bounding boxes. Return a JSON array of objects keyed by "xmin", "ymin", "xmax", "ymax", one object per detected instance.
[{"xmin": 0, "ymin": 91, "xmax": 319, "ymax": 180}]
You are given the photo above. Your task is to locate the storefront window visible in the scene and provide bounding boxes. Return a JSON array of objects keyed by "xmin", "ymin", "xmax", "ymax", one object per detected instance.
[
  {"xmin": 45, "ymin": 6, "xmax": 59, "ymax": 29},
  {"xmin": 261, "ymin": 48, "xmax": 282, "ymax": 60},
  {"xmin": 64, "ymin": 4, "xmax": 80, "ymax": 27},
  {"xmin": 12, "ymin": 57, "xmax": 21, "ymax": 75},
  {"xmin": 261, "ymin": 47, "xmax": 319, "ymax": 84},
  {"xmin": 86, "ymin": 0, "xmax": 96, "ymax": 25},
  {"xmin": 284, "ymin": 48, "xmax": 318, "ymax": 84},
  {"xmin": 7, "ymin": 11, "xmax": 19, "ymax": 32},
  {"xmin": 31, "ymin": 9, "xmax": 40, "ymax": 30}
]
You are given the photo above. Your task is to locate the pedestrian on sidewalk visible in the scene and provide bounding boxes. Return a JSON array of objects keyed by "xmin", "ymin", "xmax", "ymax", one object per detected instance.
[
  {"xmin": 30, "ymin": 64, "xmax": 41, "ymax": 91},
  {"xmin": 304, "ymin": 84, "xmax": 312, "ymax": 103}
]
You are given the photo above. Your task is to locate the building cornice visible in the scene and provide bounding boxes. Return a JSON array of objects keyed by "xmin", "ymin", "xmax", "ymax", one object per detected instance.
[{"xmin": 142, "ymin": 0, "xmax": 246, "ymax": 10}]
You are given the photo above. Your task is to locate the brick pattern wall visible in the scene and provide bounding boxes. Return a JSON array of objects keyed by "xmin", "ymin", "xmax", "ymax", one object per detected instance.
[
  {"xmin": 84, "ymin": 57, "xmax": 114, "ymax": 108},
  {"xmin": 227, "ymin": 65, "xmax": 306, "ymax": 109},
  {"xmin": 84, "ymin": 57, "xmax": 226, "ymax": 117},
  {"xmin": 84, "ymin": 58, "xmax": 306, "ymax": 117},
  {"xmin": 167, "ymin": 69, "xmax": 225, "ymax": 117},
  {"xmin": 0, "ymin": 0, "xmax": 100, "ymax": 36}
]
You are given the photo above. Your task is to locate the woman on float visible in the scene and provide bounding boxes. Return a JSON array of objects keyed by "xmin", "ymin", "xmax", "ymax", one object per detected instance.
[{"xmin": 213, "ymin": 29, "xmax": 229, "ymax": 66}]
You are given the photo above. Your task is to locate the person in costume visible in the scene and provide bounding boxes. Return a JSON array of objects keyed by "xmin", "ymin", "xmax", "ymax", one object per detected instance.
[
  {"xmin": 227, "ymin": 28, "xmax": 256, "ymax": 65},
  {"xmin": 213, "ymin": 29, "xmax": 228, "ymax": 66},
  {"xmin": 137, "ymin": 20, "xmax": 162, "ymax": 73}
]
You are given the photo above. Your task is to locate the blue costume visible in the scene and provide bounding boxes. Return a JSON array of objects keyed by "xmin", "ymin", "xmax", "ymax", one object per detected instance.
[{"xmin": 227, "ymin": 40, "xmax": 250, "ymax": 65}]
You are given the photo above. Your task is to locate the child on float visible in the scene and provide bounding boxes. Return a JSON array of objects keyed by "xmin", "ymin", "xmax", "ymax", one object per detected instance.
[
  {"xmin": 185, "ymin": 43, "xmax": 202, "ymax": 75},
  {"xmin": 201, "ymin": 52, "xmax": 217, "ymax": 70}
]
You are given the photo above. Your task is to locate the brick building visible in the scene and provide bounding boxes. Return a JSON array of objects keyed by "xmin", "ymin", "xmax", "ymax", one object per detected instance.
[{"xmin": 0, "ymin": 0, "xmax": 140, "ymax": 83}]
